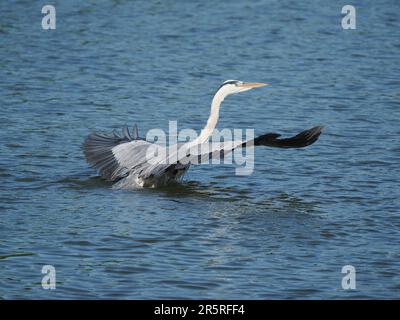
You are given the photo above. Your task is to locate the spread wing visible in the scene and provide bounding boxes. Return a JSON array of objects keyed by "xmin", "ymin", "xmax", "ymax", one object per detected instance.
[
  {"xmin": 83, "ymin": 125, "xmax": 323, "ymax": 181},
  {"xmin": 83, "ymin": 124, "xmax": 186, "ymax": 181},
  {"xmin": 83, "ymin": 124, "xmax": 155, "ymax": 181},
  {"xmin": 179, "ymin": 126, "xmax": 324, "ymax": 165}
]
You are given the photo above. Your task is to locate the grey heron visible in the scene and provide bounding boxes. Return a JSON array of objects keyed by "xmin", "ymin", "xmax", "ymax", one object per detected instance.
[{"xmin": 83, "ymin": 80, "xmax": 323, "ymax": 189}]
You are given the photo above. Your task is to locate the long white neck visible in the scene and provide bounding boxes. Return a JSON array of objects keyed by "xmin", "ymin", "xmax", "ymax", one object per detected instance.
[{"xmin": 190, "ymin": 90, "xmax": 226, "ymax": 146}]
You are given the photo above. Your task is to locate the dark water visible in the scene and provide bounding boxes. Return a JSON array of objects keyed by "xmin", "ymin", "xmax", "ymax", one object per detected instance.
[{"xmin": 1, "ymin": 0, "xmax": 399, "ymax": 299}]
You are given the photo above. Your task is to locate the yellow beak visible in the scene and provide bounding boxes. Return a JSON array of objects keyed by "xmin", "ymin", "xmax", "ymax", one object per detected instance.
[{"xmin": 238, "ymin": 82, "xmax": 269, "ymax": 88}]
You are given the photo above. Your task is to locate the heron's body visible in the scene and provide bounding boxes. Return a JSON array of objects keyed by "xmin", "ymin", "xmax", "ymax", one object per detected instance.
[{"xmin": 83, "ymin": 80, "xmax": 323, "ymax": 189}]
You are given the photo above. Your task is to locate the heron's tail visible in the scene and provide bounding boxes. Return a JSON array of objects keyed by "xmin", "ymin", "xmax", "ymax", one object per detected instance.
[{"xmin": 253, "ymin": 126, "xmax": 324, "ymax": 148}]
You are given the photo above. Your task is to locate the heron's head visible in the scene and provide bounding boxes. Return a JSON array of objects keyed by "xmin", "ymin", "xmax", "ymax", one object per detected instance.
[{"xmin": 217, "ymin": 80, "xmax": 268, "ymax": 97}]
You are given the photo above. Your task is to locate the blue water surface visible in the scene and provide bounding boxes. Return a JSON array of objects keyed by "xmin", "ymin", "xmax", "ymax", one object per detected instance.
[{"xmin": 0, "ymin": 0, "xmax": 399, "ymax": 299}]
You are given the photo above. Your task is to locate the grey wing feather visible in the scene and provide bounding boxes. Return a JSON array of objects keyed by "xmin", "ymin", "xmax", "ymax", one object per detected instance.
[
  {"xmin": 132, "ymin": 124, "xmax": 139, "ymax": 139},
  {"xmin": 180, "ymin": 126, "xmax": 324, "ymax": 164},
  {"xmin": 183, "ymin": 141, "xmax": 244, "ymax": 164},
  {"xmin": 125, "ymin": 142, "xmax": 189, "ymax": 180},
  {"xmin": 127, "ymin": 141, "xmax": 243, "ymax": 180},
  {"xmin": 252, "ymin": 126, "xmax": 324, "ymax": 148},
  {"xmin": 84, "ymin": 124, "xmax": 323, "ymax": 183},
  {"xmin": 83, "ymin": 124, "xmax": 151, "ymax": 181}
]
